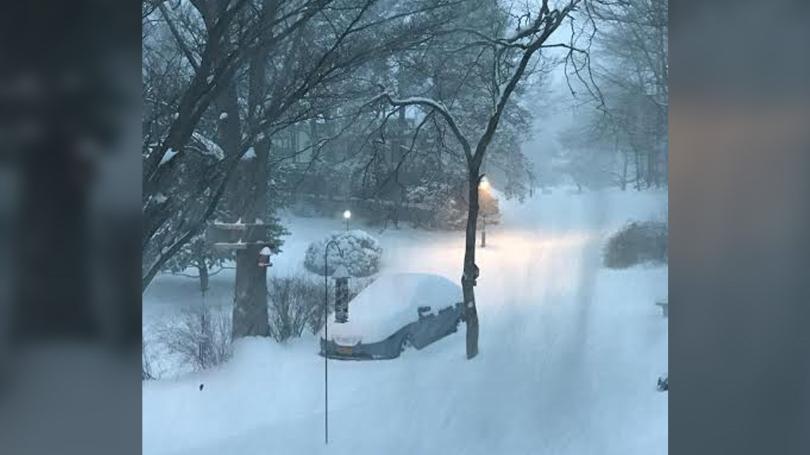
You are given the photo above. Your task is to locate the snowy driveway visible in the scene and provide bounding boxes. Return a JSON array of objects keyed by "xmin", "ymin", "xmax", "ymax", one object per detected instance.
[{"xmin": 143, "ymin": 189, "xmax": 668, "ymax": 455}]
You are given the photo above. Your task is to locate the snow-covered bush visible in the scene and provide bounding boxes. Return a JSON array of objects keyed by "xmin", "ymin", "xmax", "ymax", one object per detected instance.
[
  {"xmin": 604, "ymin": 221, "xmax": 668, "ymax": 268},
  {"xmin": 304, "ymin": 230, "xmax": 383, "ymax": 277},
  {"xmin": 269, "ymin": 274, "xmax": 373, "ymax": 340},
  {"xmin": 142, "ymin": 340, "xmax": 156, "ymax": 381},
  {"xmin": 157, "ymin": 306, "xmax": 232, "ymax": 371},
  {"xmin": 268, "ymin": 274, "xmax": 325, "ymax": 342}
]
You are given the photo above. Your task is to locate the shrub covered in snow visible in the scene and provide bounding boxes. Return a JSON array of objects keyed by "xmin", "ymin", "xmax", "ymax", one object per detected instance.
[
  {"xmin": 304, "ymin": 230, "xmax": 383, "ymax": 277},
  {"xmin": 268, "ymin": 274, "xmax": 325, "ymax": 342},
  {"xmin": 268, "ymin": 273, "xmax": 371, "ymax": 340},
  {"xmin": 157, "ymin": 306, "xmax": 232, "ymax": 372},
  {"xmin": 604, "ymin": 221, "xmax": 668, "ymax": 268},
  {"xmin": 142, "ymin": 340, "xmax": 156, "ymax": 380}
]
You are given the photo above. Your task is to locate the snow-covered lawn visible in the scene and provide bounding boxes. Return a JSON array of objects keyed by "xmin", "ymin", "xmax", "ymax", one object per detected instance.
[{"xmin": 143, "ymin": 188, "xmax": 668, "ymax": 455}]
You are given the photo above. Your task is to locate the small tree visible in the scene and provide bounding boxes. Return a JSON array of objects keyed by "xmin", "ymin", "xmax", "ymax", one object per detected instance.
[
  {"xmin": 162, "ymin": 234, "xmax": 229, "ymax": 294},
  {"xmin": 406, "ymin": 179, "xmax": 468, "ymax": 229}
]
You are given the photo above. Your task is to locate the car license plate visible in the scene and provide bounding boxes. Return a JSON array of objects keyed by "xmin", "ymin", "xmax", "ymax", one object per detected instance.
[{"xmin": 336, "ymin": 346, "xmax": 353, "ymax": 355}]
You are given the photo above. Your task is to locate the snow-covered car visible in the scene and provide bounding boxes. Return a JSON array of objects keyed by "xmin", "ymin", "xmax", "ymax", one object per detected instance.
[{"xmin": 319, "ymin": 273, "xmax": 464, "ymax": 360}]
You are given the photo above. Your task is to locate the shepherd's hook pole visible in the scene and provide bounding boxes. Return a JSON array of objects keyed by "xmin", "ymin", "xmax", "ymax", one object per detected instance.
[{"xmin": 323, "ymin": 240, "xmax": 342, "ymax": 445}]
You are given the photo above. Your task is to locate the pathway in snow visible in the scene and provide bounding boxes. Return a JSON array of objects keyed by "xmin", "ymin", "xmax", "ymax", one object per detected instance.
[{"xmin": 143, "ymin": 189, "xmax": 668, "ymax": 455}]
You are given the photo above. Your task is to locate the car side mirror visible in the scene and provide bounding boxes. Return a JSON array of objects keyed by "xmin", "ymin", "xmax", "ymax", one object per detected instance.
[{"xmin": 417, "ymin": 306, "xmax": 431, "ymax": 318}]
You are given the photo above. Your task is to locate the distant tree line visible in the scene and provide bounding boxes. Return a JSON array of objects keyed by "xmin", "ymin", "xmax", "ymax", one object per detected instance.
[{"xmin": 555, "ymin": 0, "xmax": 668, "ymax": 191}]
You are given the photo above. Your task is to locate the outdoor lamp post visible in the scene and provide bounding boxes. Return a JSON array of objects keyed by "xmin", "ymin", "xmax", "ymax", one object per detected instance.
[
  {"xmin": 343, "ymin": 209, "xmax": 351, "ymax": 231},
  {"xmin": 481, "ymin": 214, "xmax": 487, "ymax": 248},
  {"xmin": 479, "ymin": 177, "xmax": 491, "ymax": 248},
  {"xmin": 479, "ymin": 176, "xmax": 491, "ymax": 192},
  {"xmin": 322, "ymin": 239, "xmax": 343, "ymax": 445}
]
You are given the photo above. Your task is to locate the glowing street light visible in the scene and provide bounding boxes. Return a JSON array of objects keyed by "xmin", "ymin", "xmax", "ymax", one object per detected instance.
[
  {"xmin": 343, "ymin": 209, "xmax": 351, "ymax": 231},
  {"xmin": 479, "ymin": 176, "xmax": 491, "ymax": 193}
]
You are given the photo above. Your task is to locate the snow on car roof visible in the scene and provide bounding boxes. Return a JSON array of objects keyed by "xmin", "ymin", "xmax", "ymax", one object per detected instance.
[{"xmin": 322, "ymin": 273, "xmax": 462, "ymax": 344}]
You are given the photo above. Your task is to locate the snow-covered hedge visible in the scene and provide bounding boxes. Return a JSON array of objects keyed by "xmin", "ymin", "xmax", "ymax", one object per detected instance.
[
  {"xmin": 604, "ymin": 221, "xmax": 668, "ymax": 268},
  {"xmin": 304, "ymin": 230, "xmax": 383, "ymax": 277}
]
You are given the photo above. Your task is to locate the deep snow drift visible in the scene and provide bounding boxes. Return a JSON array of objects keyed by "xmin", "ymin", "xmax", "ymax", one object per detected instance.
[{"xmin": 143, "ymin": 188, "xmax": 668, "ymax": 455}]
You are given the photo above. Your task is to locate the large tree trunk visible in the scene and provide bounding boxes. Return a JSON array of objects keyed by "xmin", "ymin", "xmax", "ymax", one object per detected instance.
[
  {"xmin": 232, "ymin": 244, "xmax": 269, "ymax": 337},
  {"xmin": 231, "ymin": 118, "xmax": 272, "ymax": 339},
  {"xmin": 197, "ymin": 260, "xmax": 209, "ymax": 295},
  {"xmin": 231, "ymin": 0, "xmax": 274, "ymax": 339},
  {"xmin": 461, "ymin": 172, "xmax": 481, "ymax": 359},
  {"xmin": 229, "ymin": 140, "xmax": 271, "ymax": 338}
]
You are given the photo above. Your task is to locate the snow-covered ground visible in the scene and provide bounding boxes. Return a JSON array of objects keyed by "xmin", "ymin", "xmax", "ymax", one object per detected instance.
[{"xmin": 143, "ymin": 188, "xmax": 668, "ymax": 455}]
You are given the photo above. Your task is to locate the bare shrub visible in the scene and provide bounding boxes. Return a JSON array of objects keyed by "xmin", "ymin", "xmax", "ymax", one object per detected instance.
[
  {"xmin": 604, "ymin": 221, "xmax": 668, "ymax": 268},
  {"xmin": 268, "ymin": 274, "xmax": 324, "ymax": 342},
  {"xmin": 268, "ymin": 274, "xmax": 372, "ymax": 342},
  {"xmin": 142, "ymin": 340, "xmax": 155, "ymax": 381},
  {"xmin": 158, "ymin": 306, "xmax": 232, "ymax": 371}
]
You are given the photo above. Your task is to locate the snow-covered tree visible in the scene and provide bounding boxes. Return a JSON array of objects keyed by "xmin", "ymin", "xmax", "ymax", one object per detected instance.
[
  {"xmin": 160, "ymin": 234, "xmax": 228, "ymax": 294},
  {"xmin": 372, "ymin": 0, "xmax": 607, "ymax": 359},
  {"xmin": 564, "ymin": 0, "xmax": 668, "ymax": 190},
  {"xmin": 142, "ymin": 0, "xmax": 468, "ymax": 297}
]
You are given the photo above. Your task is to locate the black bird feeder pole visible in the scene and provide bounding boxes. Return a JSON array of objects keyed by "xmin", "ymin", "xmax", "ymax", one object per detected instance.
[{"xmin": 323, "ymin": 239, "xmax": 342, "ymax": 445}]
